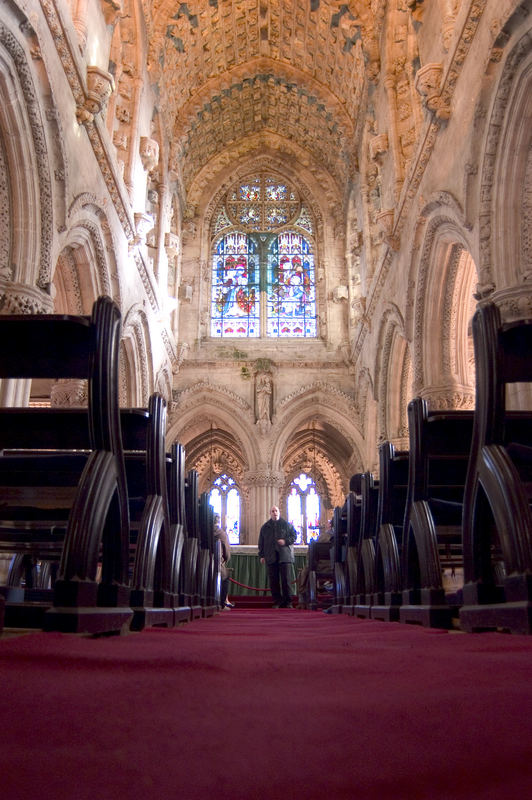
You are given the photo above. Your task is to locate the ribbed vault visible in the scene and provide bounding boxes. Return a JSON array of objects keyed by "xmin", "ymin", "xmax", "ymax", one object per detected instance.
[{"xmin": 143, "ymin": 0, "xmax": 382, "ymax": 195}]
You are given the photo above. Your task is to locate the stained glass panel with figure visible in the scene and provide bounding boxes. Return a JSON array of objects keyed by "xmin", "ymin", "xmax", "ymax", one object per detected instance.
[
  {"xmin": 267, "ymin": 232, "xmax": 317, "ymax": 337},
  {"xmin": 211, "ymin": 232, "xmax": 260, "ymax": 337}
]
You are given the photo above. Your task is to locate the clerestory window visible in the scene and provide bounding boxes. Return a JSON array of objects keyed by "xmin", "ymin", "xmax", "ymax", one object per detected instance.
[{"xmin": 210, "ymin": 174, "xmax": 317, "ymax": 339}]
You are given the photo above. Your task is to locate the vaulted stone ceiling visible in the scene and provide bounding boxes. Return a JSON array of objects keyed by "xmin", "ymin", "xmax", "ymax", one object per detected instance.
[{"xmin": 143, "ymin": 0, "xmax": 384, "ymax": 196}]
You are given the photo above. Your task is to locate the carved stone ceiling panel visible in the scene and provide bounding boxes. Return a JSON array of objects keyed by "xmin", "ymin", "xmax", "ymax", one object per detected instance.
[{"xmin": 143, "ymin": 0, "xmax": 378, "ymax": 193}]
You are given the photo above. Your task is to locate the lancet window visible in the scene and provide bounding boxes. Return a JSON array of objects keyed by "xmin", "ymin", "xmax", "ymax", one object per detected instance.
[
  {"xmin": 209, "ymin": 473, "xmax": 240, "ymax": 544},
  {"xmin": 287, "ymin": 472, "xmax": 321, "ymax": 545}
]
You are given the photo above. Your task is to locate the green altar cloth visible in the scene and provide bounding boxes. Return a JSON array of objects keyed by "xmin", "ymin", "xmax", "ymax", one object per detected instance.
[{"xmin": 226, "ymin": 545, "xmax": 308, "ymax": 597}]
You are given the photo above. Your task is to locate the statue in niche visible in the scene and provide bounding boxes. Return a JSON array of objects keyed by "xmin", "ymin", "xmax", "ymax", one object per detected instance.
[{"xmin": 255, "ymin": 371, "xmax": 272, "ymax": 424}]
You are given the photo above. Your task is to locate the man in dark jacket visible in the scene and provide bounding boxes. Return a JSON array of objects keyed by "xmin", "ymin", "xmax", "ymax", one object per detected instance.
[{"xmin": 258, "ymin": 505, "xmax": 297, "ymax": 608}]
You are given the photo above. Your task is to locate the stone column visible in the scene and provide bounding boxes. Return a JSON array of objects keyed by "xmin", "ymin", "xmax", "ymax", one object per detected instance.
[{"xmin": 242, "ymin": 469, "xmax": 285, "ymax": 546}]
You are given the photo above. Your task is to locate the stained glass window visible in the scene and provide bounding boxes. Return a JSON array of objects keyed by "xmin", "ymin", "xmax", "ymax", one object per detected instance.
[
  {"xmin": 287, "ymin": 472, "xmax": 321, "ymax": 545},
  {"xmin": 266, "ymin": 231, "xmax": 317, "ymax": 338},
  {"xmin": 211, "ymin": 174, "xmax": 317, "ymax": 339},
  {"xmin": 211, "ymin": 232, "xmax": 260, "ymax": 338},
  {"xmin": 209, "ymin": 474, "xmax": 240, "ymax": 544}
]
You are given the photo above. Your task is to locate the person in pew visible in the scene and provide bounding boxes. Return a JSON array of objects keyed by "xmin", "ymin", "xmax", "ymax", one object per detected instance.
[
  {"xmin": 258, "ymin": 505, "xmax": 297, "ymax": 608},
  {"xmin": 213, "ymin": 514, "xmax": 233, "ymax": 609}
]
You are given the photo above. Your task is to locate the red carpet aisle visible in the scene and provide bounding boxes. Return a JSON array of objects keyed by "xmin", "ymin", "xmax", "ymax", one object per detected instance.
[{"xmin": 1, "ymin": 611, "xmax": 532, "ymax": 800}]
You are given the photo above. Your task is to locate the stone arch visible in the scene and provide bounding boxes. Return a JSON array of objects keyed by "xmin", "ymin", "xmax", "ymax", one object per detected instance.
[
  {"xmin": 478, "ymin": 22, "xmax": 532, "ymax": 299},
  {"xmin": 120, "ymin": 305, "xmax": 152, "ymax": 406},
  {"xmin": 374, "ymin": 304, "xmax": 411, "ymax": 447},
  {"xmin": 168, "ymin": 381, "xmax": 257, "ymax": 472},
  {"xmin": 54, "ymin": 200, "xmax": 119, "ymax": 315},
  {"xmin": 271, "ymin": 382, "xmax": 364, "ymax": 484},
  {"xmin": 0, "ymin": 14, "xmax": 55, "ymax": 299},
  {"xmin": 280, "ymin": 422, "xmax": 347, "ymax": 517},
  {"xmin": 408, "ymin": 197, "xmax": 477, "ymax": 409}
]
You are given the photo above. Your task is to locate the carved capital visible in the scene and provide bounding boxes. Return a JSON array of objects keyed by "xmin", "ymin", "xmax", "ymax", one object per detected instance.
[
  {"xmin": 242, "ymin": 470, "xmax": 285, "ymax": 489},
  {"xmin": 0, "ymin": 282, "xmax": 54, "ymax": 314},
  {"xmin": 50, "ymin": 379, "xmax": 88, "ymax": 407}
]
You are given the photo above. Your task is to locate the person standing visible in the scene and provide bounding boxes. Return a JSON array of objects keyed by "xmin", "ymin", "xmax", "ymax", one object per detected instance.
[
  {"xmin": 258, "ymin": 505, "xmax": 297, "ymax": 608},
  {"xmin": 213, "ymin": 514, "xmax": 232, "ymax": 609}
]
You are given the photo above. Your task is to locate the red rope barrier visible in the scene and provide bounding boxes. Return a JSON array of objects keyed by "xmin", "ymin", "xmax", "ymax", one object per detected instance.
[
  {"xmin": 228, "ymin": 577, "xmax": 298, "ymax": 591},
  {"xmin": 228, "ymin": 577, "xmax": 270, "ymax": 592}
]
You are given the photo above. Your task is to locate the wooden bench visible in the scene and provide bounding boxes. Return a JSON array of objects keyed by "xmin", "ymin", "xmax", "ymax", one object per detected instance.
[
  {"xmin": 166, "ymin": 442, "xmax": 192, "ymax": 623},
  {"xmin": 0, "ymin": 296, "xmax": 131, "ymax": 634},
  {"xmin": 460, "ymin": 301, "xmax": 532, "ymax": 634},
  {"xmin": 183, "ymin": 470, "xmax": 203, "ymax": 619},
  {"xmin": 353, "ymin": 472, "xmax": 379, "ymax": 618},
  {"xmin": 339, "ymin": 475, "xmax": 363, "ymax": 615},
  {"xmin": 399, "ymin": 397, "xmax": 474, "ymax": 628},
  {"xmin": 198, "ymin": 494, "xmax": 218, "ymax": 617},
  {"xmin": 301, "ymin": 539, "xmax": 334, "ymax": 610},
  {"xmin": 371, "ymin": 442, "xmax": 409, "ymax": 622},
  {"xmin": 121, "ymin": 394, "xmax": 175, "ymax": 631}
]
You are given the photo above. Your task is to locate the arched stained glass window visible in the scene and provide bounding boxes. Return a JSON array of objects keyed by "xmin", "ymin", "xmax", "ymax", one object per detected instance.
[
  {"xmin": 286, "ymin": 471, "xmax": 321, "ymax": 545},
  {"xmin": 210, "ymin": 173, "xmax": 317, "ymax": 339},
  {"xmin": 208, "ymin": 473, "xmax": 240, "ymax": 544}
]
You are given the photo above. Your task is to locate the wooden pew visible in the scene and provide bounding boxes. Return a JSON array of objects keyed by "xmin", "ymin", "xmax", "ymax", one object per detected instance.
[
  {"xmin": 460, "ymin": 302, "xmax": 532, "ymax": 634},
  {"xmin": 0, "ymin": 296, "xmax": 132, "ymax": 634},
  {"xmin": 198, "ymin": 494, "xmax": 218, "ymax": 617},
  {"xmin": 340, "ymin": 475, "xmax": 363, "ymax": 615},
  {"xmin": 120, "ymin": 394, "xmax": 174, "ymax": 631},
  {"xmin": 183, "ymin": 470, "xmax": 203, "ymax": 619},
  {"xmin": 371, "ymin": 442, "xmax": 409, "ymax": 622},
  {"xmin": 166, "ymin": 443, "xmax": 192, "ymax": 623},
  {"xmin": 306, "ymin": 539, "xmax": 334, "ymax": 610},
  {"xmin": 353, "ymin": 472, "xmax": 379, "ymax": 618},
  {"xmin": 399, "ymin": 397, "xmax": 473, "ymax": 629}
]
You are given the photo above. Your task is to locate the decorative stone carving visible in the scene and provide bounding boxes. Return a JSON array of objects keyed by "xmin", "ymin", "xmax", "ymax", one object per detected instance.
[
  {"xmin": 50, "ymin": 379, "xmax": 88, "ymax": 407},
  {"xmin": 332, "ymin": 286, "xmax": 349, "ymax": 302},
  {"xmin": 0, "ymin": 283, "xmax": 54, "ymax": 315},
  {"xmin": 100, "ymin": 0, "xmax": 122, "ymax": 26},
  {"xmin": 415, "ymin": 63, "xmax": 450, "ymax": 119},
  {"xmin": 165, "ymin": 232, "xmax": 180, "ymax": 257},
  {"xmin": 376, "ymin": 209, "xmax": 400, "ymax": 250},
  {"xmin": 78, "ymin": 66, "xmax": 114, "ymax": 121},
  {"xmin": 133, "ymin": 212, "xmax": 154, "ymax": 244},
  {"xmin": 369, "ymin": 133, "xmax": 389, "ymax": 162},
  {"xmin": 140, "ymin": 137, "xmax": 159, "ymax": 173},
  {"xmin": 255, "ymin": 371, "xmax": 272, "ymax": 425}
]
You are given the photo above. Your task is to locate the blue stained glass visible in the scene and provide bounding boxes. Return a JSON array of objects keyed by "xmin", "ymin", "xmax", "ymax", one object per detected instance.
[
  {"xmin": 267, "ymin": 232, "xmax": 317, "ymax": 338},
  {"xmin": 211, "ymin": 233, "xmax": 260, "ymax": 338}
]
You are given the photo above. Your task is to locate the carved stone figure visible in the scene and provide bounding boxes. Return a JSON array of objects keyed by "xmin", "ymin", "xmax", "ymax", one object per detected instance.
[{"xmin": 256, "ymin": 372, "xmax": 272, "ymax": 423}]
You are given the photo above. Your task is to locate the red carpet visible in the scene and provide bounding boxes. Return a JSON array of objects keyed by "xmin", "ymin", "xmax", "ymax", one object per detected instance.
[{"xmin": 1, "ymin": 610, "xmax": 532, "ymax": 800}]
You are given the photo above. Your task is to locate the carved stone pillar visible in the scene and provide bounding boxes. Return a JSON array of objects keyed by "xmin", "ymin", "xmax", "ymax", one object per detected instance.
[{"xmin": 242, "ymin": 469, "xmax": 285, "ymax": 546}]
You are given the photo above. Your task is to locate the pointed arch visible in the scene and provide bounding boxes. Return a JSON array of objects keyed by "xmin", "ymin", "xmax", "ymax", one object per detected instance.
[
  {"xmin": 120, "ymin": 305, "xmax": 153, "ymax": 407},
  {"xmin": 478, "ymin": 23, "xmax": 532, "ymax": 296},
  {"xmin": 0, "ymin": 16, "xmax": 55, "ymax": 295},
  {"xmin": 409, "ymin": 197, "xmax": 478, "ymax": 409},
  {"xmin": 374, "ymin": 305, "xmax": 412, "ymax": 446}
]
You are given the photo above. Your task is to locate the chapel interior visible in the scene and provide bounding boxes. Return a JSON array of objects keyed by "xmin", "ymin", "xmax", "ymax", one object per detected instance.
[{"xmin": 0, "ymin": 0, "xmax": 530, "ymax": 557}]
